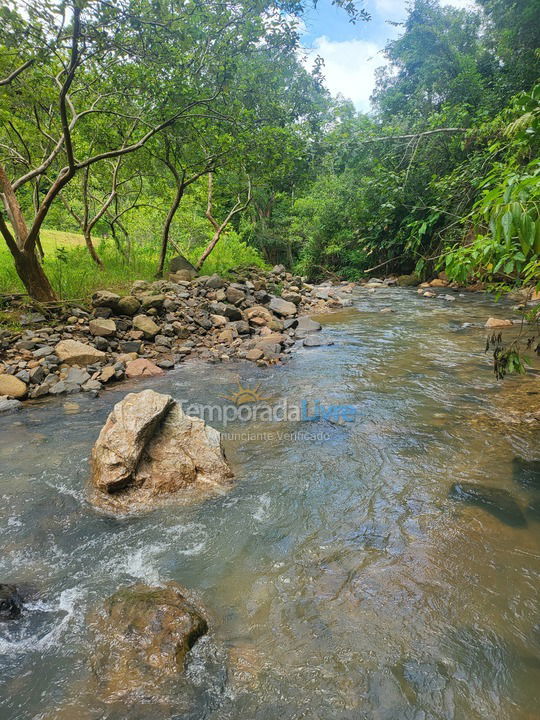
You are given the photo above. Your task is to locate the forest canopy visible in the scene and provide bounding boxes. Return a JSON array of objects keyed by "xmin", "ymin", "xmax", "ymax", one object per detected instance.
[{"xmin": 0, "ymin": 0, "xmax": 539, "ymax": 301}]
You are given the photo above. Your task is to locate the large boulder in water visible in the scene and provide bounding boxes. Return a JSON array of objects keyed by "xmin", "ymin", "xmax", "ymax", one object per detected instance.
[
  {"xmin": 449, "ymin": 482, "xmax": 526, "ymax": 527},
  {"xmin": 0, "ymin": 584, "xmax": 24, "ymax": 620},
  {"xmin": 88, "ymin": 582, "xmax": 208, "ymax": 702},
  {"xmin": 90, "ymin": 389, "xmax": 233, "ymax": 512}
]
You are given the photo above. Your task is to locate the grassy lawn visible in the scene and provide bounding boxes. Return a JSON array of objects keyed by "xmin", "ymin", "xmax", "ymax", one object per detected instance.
[
  {"xmin": 0, "ymin": 226, "xmax": 266, "ymax": 302},
  {"xmin": 36, "ymin": 228, "xmax": 88, "ymax": 250}
]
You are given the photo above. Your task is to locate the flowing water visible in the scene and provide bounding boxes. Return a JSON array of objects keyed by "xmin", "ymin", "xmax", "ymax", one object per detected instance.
[{"xmin": 1, "ymin": 288, "xmax": 540, "ymax": 720}]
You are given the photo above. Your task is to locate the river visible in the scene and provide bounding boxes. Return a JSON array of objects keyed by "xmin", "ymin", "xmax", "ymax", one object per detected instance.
[{"xmin": 1, "ymin": 287, "xmax": 539, "ymax": 719}]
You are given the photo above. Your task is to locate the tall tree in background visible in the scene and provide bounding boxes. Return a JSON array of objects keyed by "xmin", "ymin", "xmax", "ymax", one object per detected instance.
[{"xmin": 1, "ymin": 0, "xmax": 348, "ymax": 300}]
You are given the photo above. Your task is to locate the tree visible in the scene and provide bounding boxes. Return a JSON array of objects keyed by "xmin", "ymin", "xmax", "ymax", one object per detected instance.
[
  {"xmin": 195, "ymin": 172, "xmax": 252, "ymax": 270},
  {"xmin": 2, "ymin": 0, "xmax": 332, "ymax": 300}
]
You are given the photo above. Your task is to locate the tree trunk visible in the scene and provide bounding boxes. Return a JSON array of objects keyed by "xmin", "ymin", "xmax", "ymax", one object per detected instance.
[
  {"xmin": 156, "ymin": 185, "xmax": 184, "ymax": 278},
  {"xmin": 195, "ymin": 229, "xmax": 222, "ymax": 271},
  {"xmin": 84, "ymin": 229, "xmax": 103, "ymax": 267},
  {"xmin": 12, "ymin": 247, "xmax": 57, "ymax": 302}
]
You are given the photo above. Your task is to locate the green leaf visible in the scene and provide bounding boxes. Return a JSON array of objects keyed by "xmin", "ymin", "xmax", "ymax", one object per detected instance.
[{"xmin": 501, "ymin": 210, "xmax": 513, "ymax": 243}]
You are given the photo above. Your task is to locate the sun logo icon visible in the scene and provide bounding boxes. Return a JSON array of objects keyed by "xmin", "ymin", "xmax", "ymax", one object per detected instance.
[{"xmin": 220, "ymin": 381, "xmax": 273, "ymax": 406}]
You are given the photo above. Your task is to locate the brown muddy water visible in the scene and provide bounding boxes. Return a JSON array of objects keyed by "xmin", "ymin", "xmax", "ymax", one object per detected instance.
[{"xmin": 0, "ymin": 287, "xmax": 539, "ymax": 719}]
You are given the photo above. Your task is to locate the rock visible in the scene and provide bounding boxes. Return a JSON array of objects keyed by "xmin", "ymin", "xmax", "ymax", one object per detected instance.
[
  {"xmin": 232, "ymin": 320, "xmax": 250, "ymax": 335},
  {"xmin": 63, "ymin": 367, "xmax": 91, "ymax": 387},
  {"xmin": 194, "ymin": 315, "xmax": 212, "ymax": 331},
  {"xmin": 0, "ymin": 397, "xmax": 22, "ymax": 413},
  {"xmin": 246, "ymin": 348, "xmax": 264, "ymax": 361},
  {"xmin": 154, "ymin": 334, "xmax": 172, "ymax": 347},
  {"xmin": 99, "ymin": 366, "xmax": 117, "ymax": 383},
  {"xmin": 296, "ymin": 316, "xmax": 322, "ymax": 333},
  {"xmin": 169, "ymin": 254, "xmax": 197, "ymax": 277},
  {"xmin": 314, "ymin": 287, "xmax": 331, "ymax": 300},
  {"xmin": 429, "ymin": 278, "xmax": 448, "ymax": 287},
  {"xmin": 15, "ymin": 369, "xmax": 30, "ymax": 383},
  {"xmin": 210, "ymin": 314, "xmax": 228, "ymax": 328},
  {"xmin": 485, "ymin": 317, "xmax": 513, "ymax": 328},
  {"xmin": 222, "ymin": 305, "xmax": 243, "ymax": 321},
  {"xmin": 512, "ymin": 457, "xmax": 540, "ymax": 490},
  {"xmin": 116, "ymin": 296, "xmax": 141, "ymax": 316},
  {"xmin": 245, "ymin": 305, "xmax": 273, "ymax": 326},
  {"xmin": 49, "ymin": 380, "xmax": 69, "ymax": 396},
  {"xmin": 0, "ymin": 584, "xmax": 25, "ymax": 621},
  {"xmin": 272, "ymin": 264, "xmax": 286, "ymax": 274},
  {"xmin": 397, "ymin": 274, "xmax": 420, "ymax": 287},
  {"xmin": 32, "ymin": 345, "xmax": 55, "ymax": 359},
  {"xmin": 140, "ymin": 294, "xmax": 165, "ymax": 310},
  {"xmin": 132, "ymin": 314, "xmax": 160, "ymax": 338},
  {"xmin": 283, "ymin": 317, "xmax": 299, "ymax": 330},
  {"xmin": 89, "ymin": 582, "xmax": 208, "ymax": 702},
  {"xmin": 0, "ymin": 374, "xmax": 27, "ymax": 398},
  {"xmin": 83, "ymin": 379, "xmax": 102, "ymax": 393},
  {"xmin": 90, "ymin": 390, "xmax": 232, "ymax": 511},
  {"xmin": 206, "ymin": 273, "xmax": 225, "ymax": 289},
  {"xmin": 449, "ymin": 482, "xmax": 526, "ymax": 527},
  {"xmin": 20, "ymin": 312, "xmax": 46, "ymax": 326},
  {"xmin": 89, "ymin": 318, "xmax": 116, "ymax": 337},
  {"xmin": 119, "ymin": 340, "xmax": 142, "ymax": 354},
  {"xmin": 93, "ymin": 336, "xmax": 109, "ymax": 351},
  {"xmin": 281, "ymin": 291, "xmax": 302, "ymax": 305},
  {"xmin": 303, "ymin": 336, "xmax": 333, "ymax": 347},
  {"xmin": 170, "ymin": 270, "xmax": 194, "ymax": 282},
  {"xmin": 94, "ymin": 306, "xmax": 112, "ymax": 318},
  {"xmin": 55, "ymin": 340, "xmax": 106, "ymax": 366},
  {"xmin": 218, "ymin": 328, "xmax": 235, "ymax": 344},
  {"xmin": 29, "ymin": 365, "xmax": 47, "ymax": 385},
  {"xmin": 92, "ymin": 290, "xmax": 121, "ymax": 309},
  {"xmin": 91, "ymin": 389, "xmax": 173, "ymax": 493},
  {"xmin": 268, "ymin": 296, "xmax": 297, "ymax": 317},
  {"xmin": 125, "ymin": 358, "xmax": 165, "ymax": 379},
  {"xmin": 226, "ymin": 286, "xmax": 245, "ymax": 306}
]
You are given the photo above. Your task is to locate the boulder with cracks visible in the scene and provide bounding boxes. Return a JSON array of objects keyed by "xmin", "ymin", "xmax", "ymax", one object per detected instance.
[{"xmin": 90, "ymin": 389, "xmax": 233, "ymax": 512}]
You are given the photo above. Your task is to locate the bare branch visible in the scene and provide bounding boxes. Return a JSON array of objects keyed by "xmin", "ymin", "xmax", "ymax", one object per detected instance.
[{"xmin": 0, "ymin": 59, "xmax": 34, "ymax": 87}]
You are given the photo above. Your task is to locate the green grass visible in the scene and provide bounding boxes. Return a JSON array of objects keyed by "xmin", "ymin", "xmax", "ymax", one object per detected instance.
[{"xmin": 0, "ymin": 227, "xmax": 267, "ymax": 301}]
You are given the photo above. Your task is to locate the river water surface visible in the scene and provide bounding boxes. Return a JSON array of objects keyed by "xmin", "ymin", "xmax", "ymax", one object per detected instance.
[{"xmin": 1, "ymin": 288, "xmax": 539, "ymax": 719}]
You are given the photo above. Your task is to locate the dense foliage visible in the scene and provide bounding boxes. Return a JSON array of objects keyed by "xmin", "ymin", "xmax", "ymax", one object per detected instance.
[{"xmin": 0, "ymin": 0, "xmax": 539, "ymax": 300}]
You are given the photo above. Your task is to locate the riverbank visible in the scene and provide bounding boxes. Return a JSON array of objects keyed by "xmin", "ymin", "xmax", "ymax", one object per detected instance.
[{"xmin": 0, "ymin": 265, "xmax": 356, "ymax": 410}]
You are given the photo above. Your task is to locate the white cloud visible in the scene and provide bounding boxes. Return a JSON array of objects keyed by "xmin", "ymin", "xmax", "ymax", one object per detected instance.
[{"xmin": 303, "ymin": 36, "xmax": 388, "ymax": 112}]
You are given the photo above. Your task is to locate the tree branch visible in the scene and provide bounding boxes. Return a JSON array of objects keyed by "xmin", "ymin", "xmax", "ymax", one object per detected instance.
[{"xmin": 0, "ymin": 59, "xmax": 34, "ymax": 87}]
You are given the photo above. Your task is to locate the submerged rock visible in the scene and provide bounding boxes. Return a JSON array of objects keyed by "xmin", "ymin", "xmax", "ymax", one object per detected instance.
[
  {"xmin": 0, "ymin": 583, "xmax": 25, "ymax": 620},
  {"xmin": 90, "ymin": 389, "xmax": 233, "ymax": 512},
  {"xmin": 449, "ymin": 482, "xmax": 526, "ymax": 527},
  {"xmin": 527, "ymin": 498, "xmax": 540, "ymax": 523},
  {"xmin": 512, "ymin": 457, "xmax": 540, "ymax": 490},
  {"xmin": 89, "ymin": 582, "xmax": 208, "ymax": 702}
]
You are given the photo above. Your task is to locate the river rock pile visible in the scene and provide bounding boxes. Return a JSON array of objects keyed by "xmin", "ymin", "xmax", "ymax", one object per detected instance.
[{"xmin": 0, "ymin": 265, "xmax": 355, "ymax": 406}]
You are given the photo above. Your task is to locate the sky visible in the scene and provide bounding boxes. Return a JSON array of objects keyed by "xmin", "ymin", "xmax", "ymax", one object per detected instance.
[{"xmin": 300, "ymin": 0, "xmax": 478, "ymax": 112}]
